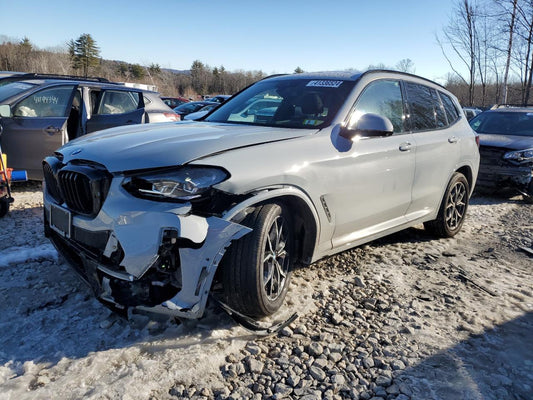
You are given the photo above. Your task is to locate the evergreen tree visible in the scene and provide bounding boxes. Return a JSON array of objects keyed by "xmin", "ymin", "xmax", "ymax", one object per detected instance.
[
  {"xmin": 19, "ymin": 37, "xmax": 32, "ymax": 51},
  {"xmin": 130, "ymin": 63, "xmax": 145, "ymax": 79},
  {"xmin": 148, "ymin": 63, "xmax": 161, "ymax": 75},
  {"xmin": 68, "ymin": 33, "xmax": 100, "ymax": 77}
]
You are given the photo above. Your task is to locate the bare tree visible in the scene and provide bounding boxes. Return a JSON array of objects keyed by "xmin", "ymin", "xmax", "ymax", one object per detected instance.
[
  {"xmin": 395, "ymin": 58, "xmax": 416, "ymax": 73},
  {"xmin": 438, "ymin": 0, "xmax": 479, "ymax": 106},
  {"xmin": 495, "ymin": 0, "xmax": 519, "ymax": 103},
  {"xmin": 515, "ymin": 0, "xmax": 533, "ymax": 104}
]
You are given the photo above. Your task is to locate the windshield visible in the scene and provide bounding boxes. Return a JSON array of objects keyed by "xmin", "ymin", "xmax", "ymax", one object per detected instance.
[
  {"xmin": 0, "ymin": 81, "xmax": 36, "ymax": 102},
  {"xmin": 470, "ymin": 111, "xmax": 533, "ymax": 137},
  {"xmin": 205, "ymin": 77, "xmax": 356, "ymax": 129}
]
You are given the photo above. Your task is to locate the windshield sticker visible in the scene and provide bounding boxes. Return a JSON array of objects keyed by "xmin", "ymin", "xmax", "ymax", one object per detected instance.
[
  {"xmin": 303, "ymin": 119, "xmax": 323, "ymax": 126},
  {"xmin": 306, "ymin": 80, "xmax": 343, "ymax": 88},
  {"xmin": 33, "ymin": 95, "xmax": 59, "ymax": 105}
]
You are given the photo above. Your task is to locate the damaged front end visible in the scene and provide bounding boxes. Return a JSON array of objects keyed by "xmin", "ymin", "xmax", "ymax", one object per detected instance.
[
  {"xmin": 43, "ymin": 157, "xmax": 251, "ymax": 319},
  {"xmin": 476, "ymin": 146, "xmax": 533, "ymax": 199}
]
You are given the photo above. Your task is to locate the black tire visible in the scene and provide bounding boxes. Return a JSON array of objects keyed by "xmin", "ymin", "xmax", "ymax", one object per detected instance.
[
  {"xmin": 0, "ymin": 198, "xmax": 9, "ymax": 218},
  {"xmin": 222, "ymin": 203, "xmax": 293, "ymax": 317},
  {"xmin": 424, "ymin": 172, "xmax": 470, "ymax": 238},
  {"xmin": 524, "ymin": 181, "xmax": 533, "ymax": 204}
]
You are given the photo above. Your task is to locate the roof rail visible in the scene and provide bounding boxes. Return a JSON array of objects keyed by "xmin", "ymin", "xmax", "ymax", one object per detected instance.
[
  {"xmin": 0, "ymin": 73, "xmax": 115, "ymax": 83},
  {"xmin": 491, "ymin": 103, "xmax": 533, "ymax": 109}
]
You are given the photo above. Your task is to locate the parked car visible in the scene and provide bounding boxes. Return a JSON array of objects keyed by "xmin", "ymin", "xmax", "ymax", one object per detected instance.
[
  {"xmin": 183, "ymin": 104, "xmax": 219, "ymax": 120},
  {"xmin": 0, "ymin": 71, "xmax": 26, "ymax": 85},
  {"xmin": 469, "ymin": 106, "xmax": 533, "ymax": 201},
  {"xmin": 205, "ymin": 95, "xmax": 231, "ymax": 104},
  {"xmin": 0, "ymin": 75, "xmax": 179, "ymax": 179},
  {"xmin": 173, "ymin": 101, "xmax": 218, "ymax": 119},
  {"xmin": 463, "ymin": 107, "xmax": 482, "ymax": 120},
  {"xmin": 42, "ymin": 70, "xmax": 479, "ymax": 320},
  {"xmin": 161, "ymin": 96, "xmax": 189, "ymax": 109}
]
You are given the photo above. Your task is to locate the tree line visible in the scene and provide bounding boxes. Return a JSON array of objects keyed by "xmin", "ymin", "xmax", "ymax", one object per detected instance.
[
  {"xmin": 0, "ymin": 34, "xmax": 422, "ymax": 100},
  {"xmin": 439, "ymin": 0, "xmax": 533, "ymax": 107},
  {"xmin": 4, "ymin": 27, "xmax": 528, "ymax": 108},
  {"xmin": 0, "ymin": 34, "xmax": 266, "ymax": 99}
]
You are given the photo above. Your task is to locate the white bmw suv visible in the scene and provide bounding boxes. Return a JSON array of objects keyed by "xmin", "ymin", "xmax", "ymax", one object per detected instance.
[{"xmin": 43, "ymin": 70, "xmax": 480, "ymax": 319}]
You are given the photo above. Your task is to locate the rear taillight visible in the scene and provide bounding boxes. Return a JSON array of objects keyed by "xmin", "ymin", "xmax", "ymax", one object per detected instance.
[
  {"xmin": 475, "ymin": 135, "xmax": 480, "ymax": 147},
  {"xmin": 164, "ymin": 112, "xmax": 180, "ymax": 121}
]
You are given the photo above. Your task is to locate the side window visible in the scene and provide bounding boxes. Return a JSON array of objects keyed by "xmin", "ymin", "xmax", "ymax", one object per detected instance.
[
  {"xmin": 96, "ymin": 90, "xmax": 141, "ymax": 115},
  {"xmin": 13, "ymin": 86, "xmax": 75, "ymax": 117},
  {"xmin": 404, "ymin": 82, "xmax": 438, "ymax": 131},
  {"xmin": 439, "ymin": 92, "xmax": 459, "ymax": 124},
  {"xmin": 431, "ymin": 89, "xmax": 447, "ymax": 128},
  {"xmin": 351, "ymin": 80, "xmax": 405, "ymax": 133}
]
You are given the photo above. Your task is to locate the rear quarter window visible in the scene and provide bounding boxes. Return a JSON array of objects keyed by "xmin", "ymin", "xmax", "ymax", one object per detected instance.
[{"xmin": 439, "ymin": 92, "xmax": 460, "ymax": 124}]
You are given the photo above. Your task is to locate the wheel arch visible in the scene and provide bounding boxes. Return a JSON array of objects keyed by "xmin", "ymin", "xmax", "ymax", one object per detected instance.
[
  {"xmin": 223, "ymin": 186, "xmax": 320, "ymax": 266},
  {"xmin": 456, "ymin": 164, "xmax": 474, "ymax": 194}
]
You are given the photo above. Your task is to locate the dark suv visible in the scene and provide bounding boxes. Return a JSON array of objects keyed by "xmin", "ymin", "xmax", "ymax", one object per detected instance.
[
  {"xmin": 470, "ymin": 106, "xmax": 533, "ymax": 201},
  {"xmin": 0, "ymin": 74, "xmax": 179, "ymax": 179}
]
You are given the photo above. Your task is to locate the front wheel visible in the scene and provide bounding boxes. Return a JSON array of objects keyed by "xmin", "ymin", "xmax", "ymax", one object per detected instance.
[
  {"xmin": 424, "ymin": 172, "xmax": 470, "ymax": 238},
  {"xmin": 222, "ymin": 203, "xmax": 293, "ymax": 317}
]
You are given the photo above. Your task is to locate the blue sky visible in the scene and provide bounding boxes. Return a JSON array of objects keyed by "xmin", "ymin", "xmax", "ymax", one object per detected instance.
[{"xmin": 0, "ymin": 0, "xmax": 460, "ymax": 83}]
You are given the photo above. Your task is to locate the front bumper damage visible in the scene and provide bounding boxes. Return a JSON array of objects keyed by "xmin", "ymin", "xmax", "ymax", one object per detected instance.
[
  {"xmin": 476, "ymin": 147, "xmax": 533, "ymax": 196},
  {"xmin": 43, "ymin": 179, "xmax": 251, "ymax": 319}
]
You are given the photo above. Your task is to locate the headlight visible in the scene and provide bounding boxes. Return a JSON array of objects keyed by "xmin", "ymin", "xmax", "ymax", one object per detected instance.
[
  {"xmin": 503, "ymin": 148, "xmax": 533, "ymax": 163},
  {"xmin": 123, "ymin": 166, "xmax": 229, "ymax": 201}
]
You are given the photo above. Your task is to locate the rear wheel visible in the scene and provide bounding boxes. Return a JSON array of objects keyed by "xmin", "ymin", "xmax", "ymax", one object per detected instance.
[
  {"xmin": 223, "ymin": 203, "xmax": 293, "ymax": 317},
  {"xmin": 424, "ymin": 172, "xmax": 469, "ymax": 238}
]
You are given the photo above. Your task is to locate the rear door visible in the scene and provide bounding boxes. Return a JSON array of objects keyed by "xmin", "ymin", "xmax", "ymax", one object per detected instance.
[
  {"xmin": 85, "ymin": 88, "xmax": 145, "ymax": 133},
  {"xmin": 403, "ymin": 82, "xmax": 461, "ymax": 218},
  {"xmin": 1, "ymin": 84, "xmax": 76, "ymax": 179}
]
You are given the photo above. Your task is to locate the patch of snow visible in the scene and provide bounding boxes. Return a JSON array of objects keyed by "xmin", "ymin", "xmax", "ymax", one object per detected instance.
[{"xmin": 0, "ymin": 244, "xmax": 57, "ymax": 268}]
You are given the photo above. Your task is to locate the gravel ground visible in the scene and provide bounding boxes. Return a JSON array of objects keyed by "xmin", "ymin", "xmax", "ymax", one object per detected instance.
[{"xmin": 0, "ymin": 182, "xmax": 531, "ymax": 400}]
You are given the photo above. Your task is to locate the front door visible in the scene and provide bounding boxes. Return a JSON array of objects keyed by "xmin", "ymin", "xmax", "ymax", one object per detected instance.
[
  {"xmin": 328, "ymin": 79, "xmax": 416, "ymax": 249},
  {"xmin": 1, "ymin": 85, "xmax": 76, "ymax": 179}
]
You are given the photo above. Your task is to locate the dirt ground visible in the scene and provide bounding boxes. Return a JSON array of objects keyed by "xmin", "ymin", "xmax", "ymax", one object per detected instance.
[{"xmin": 0, "ymin": 183, "xmax": 531, "ymax": 400}]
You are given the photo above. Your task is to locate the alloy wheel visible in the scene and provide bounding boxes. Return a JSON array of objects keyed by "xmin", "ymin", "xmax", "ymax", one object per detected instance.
[
  {"xmin": 262, "ymin": 215, "xmax": 289, "ymax": 301},
  {"xmin": 445, "ymin": 181, "xmax": 467, "ymax": 230}
]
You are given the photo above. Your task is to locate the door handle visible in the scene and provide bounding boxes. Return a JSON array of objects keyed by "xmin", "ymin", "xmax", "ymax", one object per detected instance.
[
  {"xmin": 399, "ymin": 142, "xmax": 412, "ymax": 152},
  {"xmin": 44, "ymin": 126, "xmax": 60, "ymax": 135},
  {"xmin": 448, "ymin": 136, "xmax": 458, "ymax": 143}
]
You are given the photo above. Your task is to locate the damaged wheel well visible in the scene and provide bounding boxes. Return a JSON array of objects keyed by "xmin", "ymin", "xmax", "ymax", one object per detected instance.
[
  {"xmin": 214, "ymin": 194, "xmax": 318, "ymax": 285},
  {"xmin": 276, "ymin": 195, "xmax": 317, "ymax": 266}
]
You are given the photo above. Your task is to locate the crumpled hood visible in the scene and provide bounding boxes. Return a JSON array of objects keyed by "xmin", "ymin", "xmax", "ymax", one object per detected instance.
[
  {"xmin": 479, "ymin": 133, "xmax": 533, "ymax": 150},
  {"xmin": 58, "ymin": 122, "xmax": 314, "ymax": 172}
]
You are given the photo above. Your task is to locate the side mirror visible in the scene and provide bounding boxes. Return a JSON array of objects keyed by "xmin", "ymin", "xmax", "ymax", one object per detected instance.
[
  {"xmin": 340, "ymin": 113, "xmax": 394, "ymax": 140},
  {"xmin": 0, "ymin": 104, "xmax": 11, "ymax": 118}
]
